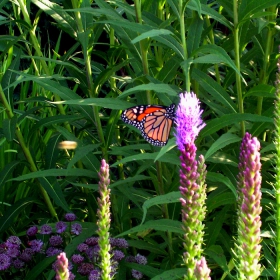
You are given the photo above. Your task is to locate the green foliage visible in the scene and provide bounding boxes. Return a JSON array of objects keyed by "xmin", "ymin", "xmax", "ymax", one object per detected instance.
[{"xmin": 0, "ymin": 0, "xmax": 278, "ymax": 278}]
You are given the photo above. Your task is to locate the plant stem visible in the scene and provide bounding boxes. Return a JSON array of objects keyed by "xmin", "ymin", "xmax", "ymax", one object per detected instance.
[
  {"xmin": 179, "ymin": 0, "xmax": 190, "ymax": 91},
  {"xmin": 155, "ymin": 161, "xmax": 174, "ymax": 266},
  {"xmin": 71, "ymin": 0, "xmax": 106, "ymax": 159},
  {"xmin": 134, "ymin": 0, "xmax": 151, "ymax": 104},
  {"xmin": 0, "ymin": 83, "xmax": 57, "ymax": 219},
  {"xmin": 257, "ymin": 5, "xmax": 277, "ymax": 116},
  {"xmin": 233, "ymin": 0, "xmax": 245, "ymax": 137}
]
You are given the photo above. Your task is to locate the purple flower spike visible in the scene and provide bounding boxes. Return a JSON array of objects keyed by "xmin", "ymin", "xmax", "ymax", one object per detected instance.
[
  {"xmin": 235, "ymin": 132, "xmax": 262, "ymax": 279},
  {"xmin": 175, "ymin": 92, "xmax": 205, "ymax": 150},
  {"xmin": 175, "ymin": 92, "xmax": 208, "ymax": 278}
]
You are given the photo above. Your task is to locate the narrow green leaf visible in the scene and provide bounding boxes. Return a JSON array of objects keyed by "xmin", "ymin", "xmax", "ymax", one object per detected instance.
[
  {"xmin": 192, "ymin": 69, "xmax": 237, "ymax": 113},
  {"xmin": 110, "ymin": 175, "xmax": 151, "ymax": 188},
  {"xmin": 205, "ymin": 133, "xmax": 241, "ymax": 160},
  {"xmin": 25, "ymin": 256, "xmax": 56, "ymax": 280},
  {"xmin": 205, "ymin": 245, "xmax": 230, "ymax": 274},
  {"xmin": 31, "ymin": 0, "xmax": 76, "ymax": 37},
  {"xmin": 0, "ymin": 197, "xmax": 37, "ymax": 233},
  {"xmin": 51, "ymin": 98, "xmax": 134, "ymax": 110},
  {"xmin": 142, "ymin": 192, "xmax": 181, "ymax": 224},
  {"xmin": 244, "ymin": 84, "xmax": 275, "ymax": 98},
  {"xmin": 112, "ymin": 152, "xmax": 180, "ymax": 167},
  {"xmin": 2, "ymin": 116, "xmax": 17, "ymax": 142},
  {"xmin": 9, "ymin": 168, "xmax": 98, "ymax": 181},
  {"xmin": 192, "ymin": 45, "xmax": 241, "ymax": 78},
  {"xmin": 119, "ymin": 83, "xmax": 178, "ymax": 99},
  {"xmin": 38, "ymin": 178, "xmax": 70, "ymax": 212},
  {"xmin": 151, "ymin": 268, "xmax": 186, "ymax": 280},
  {"xmin": 117, "ymin": 219, "xmax": 183, "ymax": 237},
  {"xmin": 207, "ymin": 172, "xmax": 237, "ymax": 198},
  {"xmin": 131, "ymin": 29, "xmax": 173, "ymax": 44},
  {"xmin": 201, "ymin": 113, "xmax": 273, "ymax": 138},
  {"xmin": 45, "ymin": 134, "xmax": 63, "ymax": 169},
  {"xmin": 67, "ymin": 144, "xmax": 101, "ymax": 169},
  {"xmin": 0, "ymin": 160, "xmax": 21, "ymax": 188},
  {"xmin": 188, "ymin": 1, "xmax": 232, "ymax": 29},
  {"xmin": 206, "ymin": 192, "xmax": 235, "ymax": 212}
]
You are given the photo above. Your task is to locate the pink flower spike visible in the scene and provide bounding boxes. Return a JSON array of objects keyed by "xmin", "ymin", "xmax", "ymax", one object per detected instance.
[{"xmin": 175, "ymin": 92, "xmax": 205, "ymax": 150}]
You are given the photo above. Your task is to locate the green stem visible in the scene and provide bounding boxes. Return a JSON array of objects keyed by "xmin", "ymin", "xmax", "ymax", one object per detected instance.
[
  {"xmin": 16, "ymin": 0, "xmax": 71, "ymax": 131},
  {"xmin": 233, "ymin": 0, "xmax": 245, "ymax": 137},
  {"xmin": 0, "ymin": 83, "xmax": 57, "ymax": 219},
  {"xmin": 71, "ymin": 0, "xmax": 106, "ymax": 159},
  {"xmin": 179, "ymin": 0, "xmax": 190, "ymax": 91},
  {"xmin": 275, "ymin": 33, "xmax": 280, "ymax": 280},
  {"xmin": 134, "ymin": 0, "xmax": 151, "ymax": 104},
  {"xmin": 257, "ymin": 5, "xmax": 277, "ymax": 115},
  {"xmin": 155, "ymin": 161, "xmax": 174, "ymax": 266}
]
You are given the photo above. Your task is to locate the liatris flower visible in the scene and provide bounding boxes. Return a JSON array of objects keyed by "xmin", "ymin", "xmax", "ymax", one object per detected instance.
[
  {"xmin": 175, "ymin": 92, "xmax": 209, "ymax": 279},
  {"xmin": 96, "ymin": 159, "xmax": 112, "ymax": 280},
  {"xmin": 55, "ymin": 252, "xmax": 70, "ymax": 280},
  {"xmin": 194, "ymin": 257, "xmax": 211, "ymax": 279},
  {"xmin": 235, "ymin": 132, "xmax": 262, "ymax": 279}
]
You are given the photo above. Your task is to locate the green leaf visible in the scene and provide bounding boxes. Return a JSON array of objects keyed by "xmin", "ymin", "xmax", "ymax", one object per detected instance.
[
  {"xmin": 239, "ymin": 0, "xmax": 280, "ymax": 25},
  {"xmin": 9, "ymin": 168, "xmax": 98, "ymax": 181},
  {"xmin": 51, "ymin": 98, "xmax": 134, "ymax": 110},
  {"xmin": 31, "ymin": 0, "xmax": 76, "ymax": 37},
  {"xmin": 119, "ymin": 83, "xmax": 178, "ymax": 99},
  {"xmin": 188, "ymin": 1, "xmax": 232, "ymax": 29},
  {"xmin": 207, "ymin": 172, "xmax": 237, "ymax": 198},
  {"xmin": 151, "ymin": 268, "xmax": 186, "ymax": 280},
  {"xmin": 142, "ymin": 192, "xmax": 181, "ymax": 224},
  {"xmin": 192, "ymin": 69, "xmax": 237, "ymax": 113},
  {"xmin": 25, "ymin": 255, "xmax": 57, "ymax": 280},
  {"xmin": 110, "ymin": 175, "xmax": 151, "ymax": 188},
  {"xmin": 206, "ymin": 205, "xmax": 230, "ymax": 247},
  {"xmin": 205, "ymin": 245, "xmax": 230, "ymax": 274},
  {"xmin": 2, "ymin": 51, "xmax": 21, "ymax": 108},
  {"xmin": 192, "ymin": 45, "xmax": 242, "ymax": 78},
  {"xmin": 205, "ymin": 133, "xmax": 241, "ymax": 160},
  {"xmin": 67, "ymin": 144, "xmax": 101, "ymax": 169},
  {"xmin": 0, "ymin": 160, "xmax": 21, "ymax": 189},
  {"xmin": 131, "ymin": 29, "xmax": 173, "ymax": 44},
  {"xmin": 45, "ymin": 134, "xmax": 63, "ymax": 169},
  {"xmin": 207, "ymin": 192, "xmax": 235, "ymax": 212},
  {"xmin": 38, "ymin": 178, "xmax": 70, "ymax": 211},
  {"xmin": 2, "ymin": 116, "xmax": 17, "ymax": 142},
  {"xmin": 201, "ymin": 113, "xmax": 273, "ymax": 138},
  {"xmin": 117, "ymin": 219, "xmax": 183, "ymax": 237},
  {"xmin": 0, "ymin": 197, "xmax": 38, "ymax": 233},
  {"xmin": 244, "ymin": 84, "xmax": 275, "ymax": 98},
  {"xmin": 112, "ymin": 152, "xmax": 180, "ymax": 167}
]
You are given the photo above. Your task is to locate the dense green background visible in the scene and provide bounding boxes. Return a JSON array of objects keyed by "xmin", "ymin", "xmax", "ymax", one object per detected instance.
[{"xmin": 0, "ymin": 0, "xmax": 279, "ymax": 279}]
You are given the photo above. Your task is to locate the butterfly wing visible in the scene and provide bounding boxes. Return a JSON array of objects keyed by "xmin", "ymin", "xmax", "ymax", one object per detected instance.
[{"xmin": 121, "ymin": 104, "xmax": 175, "ymax": 146}]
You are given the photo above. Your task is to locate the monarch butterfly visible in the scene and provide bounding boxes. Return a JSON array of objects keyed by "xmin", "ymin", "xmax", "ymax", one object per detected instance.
[{"xmin": 121, "ymin": 104, "xmax": 176, "ymax": 146}]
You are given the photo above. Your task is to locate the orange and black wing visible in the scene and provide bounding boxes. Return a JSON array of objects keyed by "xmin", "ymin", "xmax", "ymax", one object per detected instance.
[{"xmin": 121, "ymin": 104, "xmax": 175, "ymax": 146}]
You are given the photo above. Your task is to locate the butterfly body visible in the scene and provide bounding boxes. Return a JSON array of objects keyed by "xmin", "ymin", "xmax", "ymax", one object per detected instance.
[{"xmin": 121, "ymin": 104, "xmax": 175, "ymax": 146}]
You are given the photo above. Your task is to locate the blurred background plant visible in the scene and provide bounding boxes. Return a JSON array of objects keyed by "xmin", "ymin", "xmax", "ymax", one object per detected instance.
[{"xmin": 0, "ymin": 0, "xmax": 279, "ymax": 279}]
